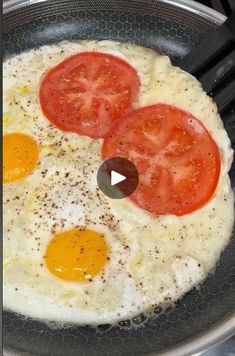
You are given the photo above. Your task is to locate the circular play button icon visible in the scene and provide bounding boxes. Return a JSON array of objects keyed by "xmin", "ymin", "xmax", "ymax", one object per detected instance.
[{"xmin": 97, "ymin": 157, "xmax": 139, "ymax": 199}]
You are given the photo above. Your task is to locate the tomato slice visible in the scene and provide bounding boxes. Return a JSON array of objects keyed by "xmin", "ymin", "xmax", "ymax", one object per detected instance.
[
  {"xmin": 39, "ymin": 52, "xmax": 140, "ymax": 138},
  {"xmin": 102, "ymin": 104, "xmax": 221, "ymax": 216}
]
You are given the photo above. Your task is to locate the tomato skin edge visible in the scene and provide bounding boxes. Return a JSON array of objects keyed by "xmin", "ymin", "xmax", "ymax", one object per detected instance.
[
  {"xmin": 102, "ymin": 103, "xmax": 221, "ymax": 216},
  {"xmin": 39, "ymin": 51, "xmax": 141, "ymax": 139}
]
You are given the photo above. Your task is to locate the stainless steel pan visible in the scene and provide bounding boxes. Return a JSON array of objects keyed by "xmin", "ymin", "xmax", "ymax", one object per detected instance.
[{"xmin": 3, "ymin": 1, "xmax": 235, "ymax": 355}]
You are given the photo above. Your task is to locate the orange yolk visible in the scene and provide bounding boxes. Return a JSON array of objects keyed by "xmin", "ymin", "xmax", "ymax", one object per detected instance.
[
  {"xmin": 3, "ymin": 133, "xmax": 39, "ymax": 183},
  {"xmin": 45, "ymin": 228, "xmax": 108, "ymax": 282}
]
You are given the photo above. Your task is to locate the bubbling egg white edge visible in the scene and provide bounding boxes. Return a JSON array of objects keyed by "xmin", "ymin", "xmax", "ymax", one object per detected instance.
[{"xmin": 3, "ymin": 39, "xmax": 235, "ymax": 326}]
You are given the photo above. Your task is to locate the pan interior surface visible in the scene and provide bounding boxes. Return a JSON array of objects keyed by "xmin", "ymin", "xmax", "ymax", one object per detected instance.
[{"xmin": 3, "ymin": 1, "xmax": 235, "ymax": 355}]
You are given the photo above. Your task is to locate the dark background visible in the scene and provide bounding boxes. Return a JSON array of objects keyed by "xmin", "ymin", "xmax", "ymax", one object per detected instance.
[
  {"xmin": 197, "ymin": 2, "xmax": 235, "ymax": 356},
  {"xmin": 197, "ymin": 0, "xmax": 234, "ymax": 16}
]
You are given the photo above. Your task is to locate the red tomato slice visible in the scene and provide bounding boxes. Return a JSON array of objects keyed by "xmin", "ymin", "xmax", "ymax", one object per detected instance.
[
  {"xmin": 39, "ymin": 52, "xmax": 140, "ymax": 138},
  {"xmin": 102, "ymin": 104, "xmax": 221, "ymax": 216}
]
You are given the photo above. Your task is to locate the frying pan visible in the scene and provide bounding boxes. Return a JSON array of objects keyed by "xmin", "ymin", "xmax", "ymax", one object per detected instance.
[{"xmin": 3, "ymin": 0, "xmax": 235, "ymax": 355}]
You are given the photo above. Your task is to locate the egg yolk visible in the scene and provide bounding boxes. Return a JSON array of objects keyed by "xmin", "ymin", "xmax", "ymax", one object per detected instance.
[
  {"xmin": 45, "ymin": 228, "xmax": 109, "ymax": 282},
  {"xmin": 3, "ymin": 133, "xmax": 39, "ymax": 183}
]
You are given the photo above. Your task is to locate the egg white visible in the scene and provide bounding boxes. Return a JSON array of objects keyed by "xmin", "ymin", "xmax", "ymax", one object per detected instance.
[{"xmin": 3, "ymin": 40, "xmax": 234, "ymax": 325}]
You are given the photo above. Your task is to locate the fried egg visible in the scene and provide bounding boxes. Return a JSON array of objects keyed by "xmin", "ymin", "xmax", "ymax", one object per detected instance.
[{"xmin": 3, "ymin": 40, "xmax": 234, "ymax": 326}]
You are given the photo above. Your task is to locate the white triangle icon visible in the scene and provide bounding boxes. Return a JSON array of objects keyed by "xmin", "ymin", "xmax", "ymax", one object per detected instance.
[{"xmin": 111, "ymin": 170, "xmax": 126, "ymax": 186}]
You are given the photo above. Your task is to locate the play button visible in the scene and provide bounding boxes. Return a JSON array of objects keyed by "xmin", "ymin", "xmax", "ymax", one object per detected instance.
[
  {"xmin": 97, "ymin": 157, "xmax": 139, "ymax": 199},
  {"xmin": 111, "ymin": 171, "xmax": 126, "ymax": 186}
]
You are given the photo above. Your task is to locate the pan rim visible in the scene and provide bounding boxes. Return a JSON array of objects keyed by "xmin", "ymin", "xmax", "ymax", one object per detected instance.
[
  {"xmin": 159, "ymin": 315, "xmax": 235, "ymax": 356},
  {"xmin": 3, "ymin": 0, "xmax": 234, "ymax": 355},
  {"xmin": 3, "ymin": 0, "xmax": 227, "ymax": 23}
]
